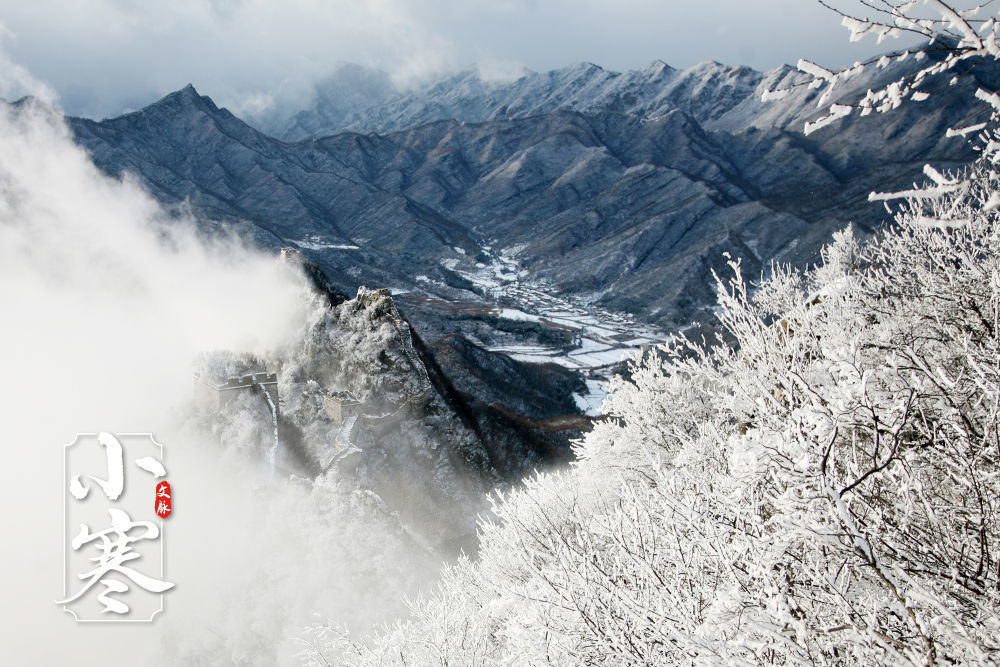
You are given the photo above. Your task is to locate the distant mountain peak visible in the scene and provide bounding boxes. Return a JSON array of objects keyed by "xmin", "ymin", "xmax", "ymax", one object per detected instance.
[
  {"xmin": 258, "ymin": 58, "xmax": 777, "ymax": 140},
  {"xmin": 556, "ymin": 61, "xmax": 605, "ymax": 76},
  {"xmin": 170, "ymin": 83, "xmax": 204, "ymax": 103},
  {"xmin": 68, "ymin": 45, "xmax": 989, "ymax": 339},
  {"xmin": 3, "ymin": 94, "xmax": 61, "ymax": 121},
  {"xmin": 684, "ymin": 60, "xmax": 731, "ymax": 75},
  {"xmin": 642, "ymin": 59, "xmax": 674, "ymax": 74},
  {"xmin": 147, "ymin": 83, "xmax": 218, "ymax": 115}
]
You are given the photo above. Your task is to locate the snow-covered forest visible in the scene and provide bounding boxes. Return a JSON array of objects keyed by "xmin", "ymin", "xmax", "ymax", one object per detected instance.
[{"xmin": 294, "ymin": 3, "xmax": 1000, "ymax": 663}]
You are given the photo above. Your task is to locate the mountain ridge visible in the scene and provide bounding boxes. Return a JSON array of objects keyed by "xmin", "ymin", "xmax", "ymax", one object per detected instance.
[
  {"xmin": 267, "ymin": 59, "xmax": 775, "ymax": 140},
  {"xmin": 66, "ymin": 52, "xmax": 991, "ymax": 336}
]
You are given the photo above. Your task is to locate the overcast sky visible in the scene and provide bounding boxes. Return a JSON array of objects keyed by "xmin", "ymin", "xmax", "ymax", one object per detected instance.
[{"xmin": 0, "ymin": 0, "xmax": 923, "ymax": 120}]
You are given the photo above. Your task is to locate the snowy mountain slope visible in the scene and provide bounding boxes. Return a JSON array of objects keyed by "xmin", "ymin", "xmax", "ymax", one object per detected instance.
[
  {"xmin": 70, "ymin": 85, "xmax": 481, "ymax": 290},
  {"xmin": 198, "ymin": 255, "xmax": 592, "ymax": 552},
  {"xmin": 269, "ymin": 63, "xmax": 398, "ymax": 141},
  {"xmin": 69, "ymin": 57, "xmax": 983, "ymax": 333},
  {"xmin": 266, "ymin": 54, "xmax": 984, "ymax": 142},
  {"xmin": 54, "ymin": 53, "xmax": 999, "ymax": 554},
  {"xmin": 271, "ymin": 60, "xmax": 762, "ymax": 141}
]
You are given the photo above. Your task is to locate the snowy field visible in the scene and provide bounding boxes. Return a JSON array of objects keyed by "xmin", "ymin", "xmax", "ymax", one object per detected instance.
[{"xmin": 449, "ymin": 248, "xmax": 665, "ymax": 416}]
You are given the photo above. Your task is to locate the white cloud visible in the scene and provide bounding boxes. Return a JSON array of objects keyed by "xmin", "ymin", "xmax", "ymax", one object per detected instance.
[
  {"xmin": 0, "ymin": 1, "xmax": 923, "ymax": 120},
  {"xmin": 0, "ymin": 55, "xmax": 311, "ymax": 661},
  {"xmin": 0, "ymin": 47, "xmax": 448, "ymax": 662},
  {"xmin": 475, "ymin": 56, "xmax": 529, "ymax": 84},
  {"xmin": 0, "ymin": 0, "xmax": 458, "ymax": 117},
  {"xmin": 229, "ymin": 90, "xmax": 275, "ymax": 117},
  {"xmin": 0, "ymin": 24, "xmax": 56, "ymax": 104}
]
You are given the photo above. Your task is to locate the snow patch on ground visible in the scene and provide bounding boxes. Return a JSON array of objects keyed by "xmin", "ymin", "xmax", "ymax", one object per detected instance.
[
  {"xmin": 573, "ymin": 378, "xmax": 608, "ymax": 417},
  {"xmin": 497, "ymin": 308, "xmax": 543, "ymax": 323},
  {"xmin": 295, "ymin": 235, "xmax": 361, "ymax": 251},
  {"xmin": 446, "ymin": 247, "xmax": 663, "ymax": 415}
]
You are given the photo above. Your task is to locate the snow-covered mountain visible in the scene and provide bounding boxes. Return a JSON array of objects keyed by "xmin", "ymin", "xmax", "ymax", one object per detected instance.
[
  {"xmin": 27, "ymin": 46, "xmax": 1000, "ymax": 663},
  {"xmin": 194, "ymin": 251, "xmax": 590, "ymax": 553},
  {"xmin": 69, "ymin": 53, "xmax": 985, "ymax": 333},
  {"xmin": 270, "ymin": 60, "xmax": 806, "ymax": 141},
  {"xmin": 59, "ymin": 54, "xmax": 996, "ymax": 497},
  {"xmin": 266, "ymin": 56, "xmax": 984, "ymax": 141},
  {"xmin": 264, "ymin": 63, "xmax": 398, "ymax": 141}
]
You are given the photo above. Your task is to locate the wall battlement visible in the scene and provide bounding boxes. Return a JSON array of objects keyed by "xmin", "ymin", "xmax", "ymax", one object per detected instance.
[
  {"xmin": 324, "ymin": 390, "xmax": 360, "ymax": 424},
  {"xmin": 194, "ymin": 370, "xmax": 280, "ymax": 415}
]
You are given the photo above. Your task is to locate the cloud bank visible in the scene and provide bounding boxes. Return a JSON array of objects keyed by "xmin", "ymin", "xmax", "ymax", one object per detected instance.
[
  {"xmin": 0, "ymin": 43, "xmax": 449, "ymax": 659},
  {"xmin": 0, "ymin": 90, "xmax": 305, "ymax": 661},
  {"xmin": 0, "ymin": 1, "xmax": 920, "ymax": 120}
]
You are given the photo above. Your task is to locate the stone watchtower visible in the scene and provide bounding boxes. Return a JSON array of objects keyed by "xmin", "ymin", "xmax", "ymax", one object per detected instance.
[
  {"xmin": 324, "ymin": 390, "xmax": 360, "ymax": 424},
  {"xmin": 194, "ymin": 370, "xmax": 280, "ymax": 415}
]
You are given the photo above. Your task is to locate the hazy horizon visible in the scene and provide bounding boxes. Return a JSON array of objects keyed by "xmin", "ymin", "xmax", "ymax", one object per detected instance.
[{"xmin": 0, "ymin": 1, "xmax": 921, "ymax": 121}]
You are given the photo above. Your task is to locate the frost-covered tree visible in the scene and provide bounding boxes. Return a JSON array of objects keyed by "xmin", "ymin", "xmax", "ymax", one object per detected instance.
[
  {"xmin": 297, "ymin": 2, "xmax": 1000, "ymax": 664},
  {"xmin": 771, "ymin": 1, "xmax": 1000, "ymax": 139},
  {"xmin": 301, "ymin": 165, "xmax": 1000, "ymax": 663}
]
